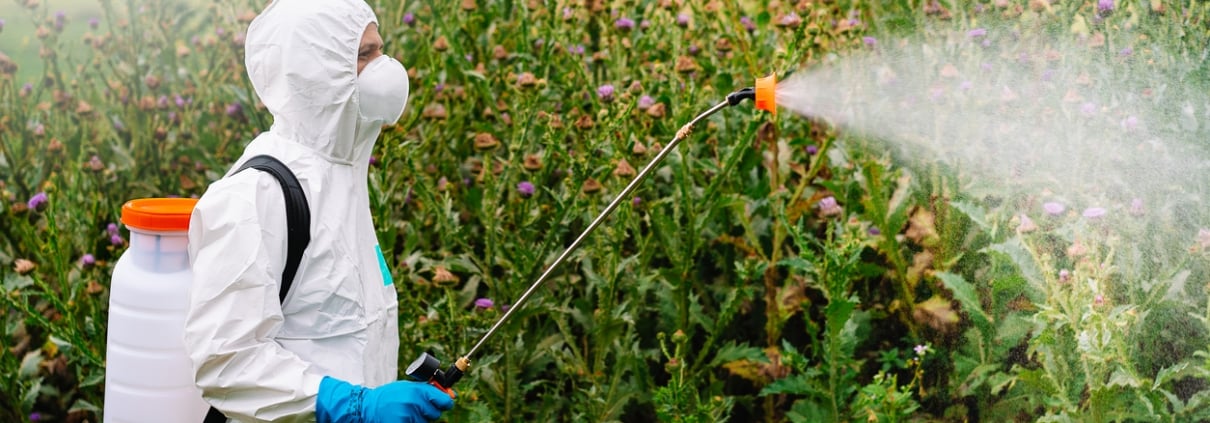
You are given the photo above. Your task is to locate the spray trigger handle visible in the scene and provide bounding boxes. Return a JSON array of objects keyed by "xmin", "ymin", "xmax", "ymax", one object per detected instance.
[{"xmin": 406, "ymin": 352, "xmax": 470, "ymax": 398}]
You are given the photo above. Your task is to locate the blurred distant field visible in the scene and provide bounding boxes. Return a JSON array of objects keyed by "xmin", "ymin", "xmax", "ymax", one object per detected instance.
[{"xmin": 1, "ymin": 1, "xmax": 108, "ymax": 82}]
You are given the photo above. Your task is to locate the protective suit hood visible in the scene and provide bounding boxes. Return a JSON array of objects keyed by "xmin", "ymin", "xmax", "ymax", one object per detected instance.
[
  {"xmin": 245, "ymin": 0, "xmax": 378, "ymax": 165},
  {"xmin": 185, "ymin": 1, "xmax": 402, "ymax": 420}
]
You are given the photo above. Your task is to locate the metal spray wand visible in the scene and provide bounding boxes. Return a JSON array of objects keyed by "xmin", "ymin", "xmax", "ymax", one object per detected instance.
[{"xmin": 407, "ymin": 75, "xmax": 779, "ymax": 396}]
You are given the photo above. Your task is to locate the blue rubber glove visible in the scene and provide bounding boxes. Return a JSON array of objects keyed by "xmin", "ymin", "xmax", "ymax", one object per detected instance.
[{"xmin": 316, "ymin": 376, "xmax": 455, "ymax": 423}]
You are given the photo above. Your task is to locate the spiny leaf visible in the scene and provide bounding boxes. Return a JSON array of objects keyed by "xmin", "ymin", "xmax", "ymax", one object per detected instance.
[{"xmin": 936, "ymin": 271, "xmax": 993, "ymax": 328}]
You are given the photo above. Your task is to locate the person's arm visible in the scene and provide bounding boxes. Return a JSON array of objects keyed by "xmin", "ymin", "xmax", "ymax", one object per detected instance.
[{"xmin": 184, "ymin": 172, "xmax": 322, "ymax": 422}]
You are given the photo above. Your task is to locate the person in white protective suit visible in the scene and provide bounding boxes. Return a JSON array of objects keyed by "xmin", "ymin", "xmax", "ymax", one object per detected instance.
[{"xmin": 183, "ymin": 0, "xmax": 454, "ymax": 421}]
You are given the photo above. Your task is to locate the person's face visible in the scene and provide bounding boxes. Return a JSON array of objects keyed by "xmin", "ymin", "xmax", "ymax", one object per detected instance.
[{"xmin": 357, "ymin": 23, "xmax": 384, "ymax": 75}]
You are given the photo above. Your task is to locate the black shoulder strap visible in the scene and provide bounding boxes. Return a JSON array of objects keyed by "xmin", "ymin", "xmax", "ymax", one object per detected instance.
[
  {"xmin": 235, "ymin": 154, "xmax": 311, "ymax": 304},
  {"xmin": 202, "ymin": 155, "xmax": 310, "ymax": 423}
]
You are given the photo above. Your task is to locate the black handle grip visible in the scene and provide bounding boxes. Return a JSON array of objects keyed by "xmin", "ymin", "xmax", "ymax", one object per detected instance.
[{"xmin": 439, "ymin": 363, "xmax": 464, "ymax": 388}]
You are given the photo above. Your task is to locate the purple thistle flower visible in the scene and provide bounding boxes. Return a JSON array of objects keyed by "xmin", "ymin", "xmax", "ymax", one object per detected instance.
[
  {"xmin": 29, "ymin": 412, "xmax": 42, "ymax": 422},
  {"xmin": 465, "ymin": 54, "xmax": 473, "ymax": 62},
  {"xmin": 1094, "ymin": 294, "xmax": 1105, "ymax": 306},
  {"xmin": 676, "ymin": 13, "xmax": 690, "ymax": 27},
  {"xmin": 107, "ymin": 223, "xmax": 120, "ymax": 236},
  {"xmin": 175, "ymin": 94, "xmax": 185, "ymax": 108},
  {"xmin": 596, "ymin": 84, "xmax": 615, "ymax": 102},
  {"xmin": 1043, "ymin": 202, "xmax": 1065, "ymax": 216},
  {"xmin": 403, "ymin": 12, "xmax": 415, "ymax": 26},
  {"xmin": 28, "ymin": 192, "xmax": 48, "ymax": 211},
  {"xmin": 568, "ymin": 44, "xmax": 585, "ymax": 55},
  {"xmin": 33, "ymin": 124, "xmax": 45, "ymax": 136},
  {"xmin": 1119, "ymin": 47, "xmax": 1133, "ymax": 57},
  {"xmin": 54, "ymin": 11, "xmax": 66, "ymax": 30},
  {"xmin": 89, "ymin": 17, "xmax": 99, "ymax": 29},
  {"xmin": 225, "ymin": 102, "xmax": 243, "ymax": 118},
  {"xmin": 818, "ymin": 196, "xmax": 842, "ymax": 217},
  {"xmin": 1059, "ymin": 269, "xmax": 1071, "ymax": 283},
  {"xmin": 474, "ymin": 297, "xmax": 494, "ymax": 309},
  {"xmin": 158, "ymin": 95, "xmax": 170, "ymax": 108},
  {"xmin": 1080, "ymin": 102, "xmax": 1097, "ymax": 116},
  {"xmin": 637, "ymin": 95, "xmax": 655, "ymax": 110},
  {"xmin": 868, "ymin": 226, "xmax": 881, "ymax": 236},
  {"xmin": 968, "ymin": 28, "xmax": 987, "ymax": 38},
  {"xmin": 1083, "ymin": 207, "xmax": 1107, "ymax": 219},
  {"xmin": 740, "ymin": 16, "xmax": 755, "ymax": 32},
  {"xmin": 1122, "ymin": 115, "xmax": 1140, "ymax": 131},
  {"xmin": 80, "ymin": 254, "xmax": 96, "ymax": 268},
  {"xmin": 1041, "ymin": 69, "xmax": 1055, "ymax": 82},
  {"xmin": 434, "ymin": 83, "xmax": 445, "ymax": 93},
  {"xmin": 562, "ymin": 7, "xmax": 573, "ymax": 20},
  {"xmin": 1018, "ymin": 214, "xmax": 1038, "ymax": 232},
  {"xmin": 368, "ymin": 156, "xmax": 379, "ymax": 166},
  {"xmin": 1098, "ymin": 0, "xmax": 1114, "ymax": 12},
  {"xmin": 615, "ymin": 17, "xmax": 635, "ymax": 31},
  {"xmin": 806, "ymin": 145, "xmax": 819, "ymax": 155},
  {"xmin": 688, "ymin": 44, "xmax": 700, "ymax": 55},
  {"xmin": 517, "ymin": 181, "xmax": 535, "ymax": 198},
  {"xmin": 110, "ymin": 234, "xmax": 125, "ymax": 246},
  {"xmin": 914, "ymin": 344, "xmax": 928, "ymax": 356},
  {"xmin": 216, "ymin": 27, "xmax": 225, "ymax": 36},
  {"xmin": 1130, "ymin": 198, "xmax": 1144, "ymax": 216},
  {"xmin": 863, "ymin": 36, "xmax": 877, "ymax": 47},
  {"xmin": 779, "ymin": 12, "xmax": 801, "ymax": 27},
  {"xmin": 0, "ymin": 19, "xmax": 5, "ymax": 32},
  {"xmin": 21, "ymin": 83, "xmax": 32, "ymax": 96},
  {"xmin": 633, "ymin": 196, "xmax": 641, "ymax": 207},
  {"xmin": 640, "ymin": 20, "xmax": 651, "ymax": 30}
]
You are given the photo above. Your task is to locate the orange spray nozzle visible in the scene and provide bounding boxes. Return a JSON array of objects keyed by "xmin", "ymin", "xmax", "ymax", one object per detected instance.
[{"xmin": 755, "ymin": 74, "xmax": 776, "ymax": 115}]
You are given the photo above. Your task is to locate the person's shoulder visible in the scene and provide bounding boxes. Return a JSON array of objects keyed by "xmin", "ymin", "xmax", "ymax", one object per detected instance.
[{"xmin": 195, "ymin": 170, "xmax": 285, "ymax": 211}]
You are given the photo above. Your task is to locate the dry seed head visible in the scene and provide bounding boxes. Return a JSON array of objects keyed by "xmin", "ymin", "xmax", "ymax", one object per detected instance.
[
  {"xmin": 433, "ymin": 266, "xmax": 459, "ymax": 285},
  {"xmin": 581, "ymin": 178, "xmax": 602, "ymax": 194},
  {"xmin": 613, "ymin": 159, "xmax": 636, "ymax": 178},
  {"xmin": 517, "ymin": 72, "xmax": 538, "ymax": 87},
  {"xmin": 645, "ymin": 102, "xmax": 666, "ymax": 118},
  {"xmin": 631, "ymin": 141, "xmax": 647, "ymax": 155},
  {"xmin": 422, "ymin": 103, "xmax": 447, "ymax": 119},
  {"xmin": 523, "ymin": 154, "xmax": 543, "ymax": 171},
  {"xmin": 473, "ymin": 132, "xmax": 499, "ymax": 150},
  {"xmin": 14, "ymin": 258, "xmax": 35, "ymax": 275}
]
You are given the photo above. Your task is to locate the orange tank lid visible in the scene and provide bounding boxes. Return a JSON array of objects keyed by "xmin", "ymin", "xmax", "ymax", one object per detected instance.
[
  {"xmin": 755, "ymin": 73, "xmax": 776, "ymax": 116},
  {"xmin": 121, "ymin": 198, "xmax": 199, "ymax": 231}
]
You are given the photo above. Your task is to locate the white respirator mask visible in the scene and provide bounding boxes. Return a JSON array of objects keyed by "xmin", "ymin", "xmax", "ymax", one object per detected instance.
[{"xmin": 357, "ymin": 55, "xmax": 409, "ymax": 125}]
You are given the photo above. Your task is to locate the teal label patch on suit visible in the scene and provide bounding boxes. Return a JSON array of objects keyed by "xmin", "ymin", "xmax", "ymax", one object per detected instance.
[{"xmin": 375, "ymin": 245, "xmax": 394, "ymax": 286}]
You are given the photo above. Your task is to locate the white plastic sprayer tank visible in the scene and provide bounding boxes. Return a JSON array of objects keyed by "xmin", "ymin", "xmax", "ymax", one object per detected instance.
[{"xmin": 104, "ymin": 198, "xmax": 208, "ymax": 422}]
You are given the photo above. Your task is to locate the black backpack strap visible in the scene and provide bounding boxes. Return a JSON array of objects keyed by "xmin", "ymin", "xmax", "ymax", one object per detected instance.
[
  {"xmin": 203, "ymin": 154, "xmax": 311, "ymax": 423},
  {"xmin": 235, "ymin": 154, "xmax": 312, "ymax": 303},
  {"xmin": 202, "ymin": 407, "xmax": 227, "ymax": 423}
]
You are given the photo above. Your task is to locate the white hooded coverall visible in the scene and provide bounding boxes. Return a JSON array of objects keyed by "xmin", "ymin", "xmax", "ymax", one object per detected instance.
[{"xmin": 184, "ymin": 1, "xmax": 400, "ymax": 421}]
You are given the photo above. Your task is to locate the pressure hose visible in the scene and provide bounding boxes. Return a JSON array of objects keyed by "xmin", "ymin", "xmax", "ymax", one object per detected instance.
[{"xmin": 407, "ymin": 75, "xmax": 779, "ymax": 396}]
